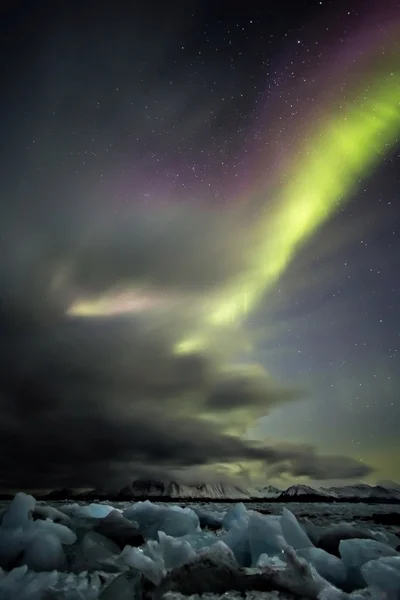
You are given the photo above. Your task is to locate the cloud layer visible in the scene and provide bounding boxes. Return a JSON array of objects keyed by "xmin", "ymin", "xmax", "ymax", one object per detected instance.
[{"xmin": 0, "ymin": 201, "xmax": 373, "ymax": 491}]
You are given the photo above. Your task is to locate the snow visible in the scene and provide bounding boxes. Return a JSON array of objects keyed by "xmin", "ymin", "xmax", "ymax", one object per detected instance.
[
  {"xmin": 281, "ymin": 485, "xmax": 337, "ymax": 499},
  {"xmin": 128, "ymin": 479, "xmax": 252, "ymax": 500},
  {"xmin": 51, "ymin": 480, "xmax": 400, "ymax": 503},
  {"xmin": 251, "ymin": 486, "xmax": 282, "ymax": 499},
  {"xmin": 0, "ymin": 492, "xmax": 399, "ymax": 598},
  {"xmin": 325, "ymin": 483, "xmax": 400, "ymax": 501}
]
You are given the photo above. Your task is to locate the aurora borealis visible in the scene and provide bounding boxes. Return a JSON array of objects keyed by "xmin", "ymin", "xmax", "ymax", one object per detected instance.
[
  {"xmin": 0, "ymin": 0, "xmax": 399, "ymax": 491},
  {"xmin": 69, "ymin": 13, "xmax": 400, "ymax": 354}
]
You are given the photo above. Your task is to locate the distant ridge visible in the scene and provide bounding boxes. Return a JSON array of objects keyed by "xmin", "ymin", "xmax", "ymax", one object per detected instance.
[
  {"xmin": 278, "ymin": 484, "xmax": 337, "ymax": 502},
  {"xmin": 323, "ymin": 483, "xmax": 400, "ymax": 502},
  {"xmin": 128, "ymin": 479, "xmax": 252, "ymax": 500},
  {"xmin": 39, "ymin": 480, "xmax": 400, "ymax": 503}
]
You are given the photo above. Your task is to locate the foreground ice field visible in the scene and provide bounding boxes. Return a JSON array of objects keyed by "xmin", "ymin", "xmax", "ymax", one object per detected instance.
[{"xmin": 0, "ymin": 494, "xmax": 400, "ymax": 599}]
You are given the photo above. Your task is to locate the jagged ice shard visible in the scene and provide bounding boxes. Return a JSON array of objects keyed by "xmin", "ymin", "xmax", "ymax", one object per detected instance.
[{"xmin": 1, "ymin": 493, "xmax": 400, "ymax": 598}]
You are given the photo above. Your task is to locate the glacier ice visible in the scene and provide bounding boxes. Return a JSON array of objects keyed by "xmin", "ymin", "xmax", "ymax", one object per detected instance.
[
  {"xmin": 339, "ymin": 537, "xmax": 399, "ymax": 589},
  {"xmin": 123, "ymin": 500, "xmax": 200, "ymax": 538},
  {"xmin": 296, "ymin": 547, "xmax": 346, "ymax": 587},
  {"xmin": 221, "ymin": 506, "xmax": 286, "ymax": 567},
  {"xmin": 175, "ymin": 530, "xmax": 218, "ymax": 551},
  {"xmin": 157, "ymin": 530, "xmax": 196, "ymax": 569},
  {"xmin": 0, "ymin": 493, "xmax": 76, "ymax": 571},
  {"xmin": 120, "ymin": 529, "xmax": 196, "ymax": 583},
  {"xmin": 247, "ymin": 512, "xmax": 286, "ymax": 565},
  {"xmin": 318, "ymin": 524, "xmax": 375, "ymax": 557},
  {"xmin": 57, "ymin": 503, "xmax": 118, "ymax": 521},
  {"xmin": 33, "ymin": 504, "xmax": 73, "ymax": 527},
  {"xmin": 361, "ymin": 555, "xmax": 400, "ymax": 595},
  {"xmin": 192, "ymin": 507, "xmax": 223, "ymax": 530},
  {"xmin": 71, "ymin": 503, "xmax": 116, "ymax": 519},
  {"xmin": 280, "ymin": 507, "xmax": 314, "ymax": 550},
  {"xmin": 122, "ymin": 547, "xmax": 164, "ymax": 584},
  {"xmin": 81, "ymin": 531, "xmax": 121, "ymax": 561},
  {"xmin": 222, "ymin": 502, "xmax": 248, "ymax": 530},
  {"xmin": 256, "ymin": 553, "xmax": 286, "ymax": 568},
  {"xmin": 34, "ymin": 518, "xmax": 77, "ymax": 545},
  {"xmin": 1, "ymin": 492, "xmax": 36, "ymax": 529},
  {"xmin": 98, "ymin": 570, "xmax": 142, "ymax": 600},
  {"xmin": 302, "ymin": 517, "xmax": 322, "ymax": 546},
  {"xmin": 22, "ymin": 532, "xmax": 67, "ymax": 572},
  {"xmin": 221, "ymin": 519, "xmax": 251, "ymax": 567},
  {"xmin": 0, "ymin": 494, "xmax": 398, "ymax": 598},
  {"xmin": 369, "ymin": 529, "xmax": 400, "ymax": 549},
  {"xmin": 93, "ymin": 509, "xmax": 144, "ymax": 549},
  {"xmin": 0, "ymin": 566, "xmax": 103, "ymax": 600}
]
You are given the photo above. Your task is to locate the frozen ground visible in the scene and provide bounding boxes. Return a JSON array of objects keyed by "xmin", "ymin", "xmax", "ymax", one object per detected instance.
[{"xmin": 0, "ymin": 494, "xmax": 400, "ymax": 599}]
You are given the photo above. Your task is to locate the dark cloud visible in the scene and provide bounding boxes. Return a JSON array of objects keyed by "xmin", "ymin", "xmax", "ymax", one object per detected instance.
[
  {"xmin": 267, "ymin": 447, "xmax": 372, "ymax": 480},
  {"xmin": 0, "ymin": 168, "xmax": 374, "ymax": 493},
  {"xmin": 66, "ymin": 207, "xmax": 254, "ymax": 294},
  {"xmin": 206, "ymin": 368, "xmax": 302, "ymax": 412},
  {"xmin": 0, "ymin": 301, "xmax": 373, "ymax": 491}
]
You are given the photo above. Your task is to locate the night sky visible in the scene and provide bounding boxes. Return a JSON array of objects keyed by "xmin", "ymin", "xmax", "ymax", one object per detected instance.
[{"xmin": 1, "ymin": 0, "xmax": 399, "ymax": 492}]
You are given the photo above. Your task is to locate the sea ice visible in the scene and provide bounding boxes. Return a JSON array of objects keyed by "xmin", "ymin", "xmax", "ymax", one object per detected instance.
[
  {"xmin": 296, "ymin": 547, "xmax": 347, "ymax": 587},
  {"xmin": 0, "ymin": 492, "xmax": 398, "ymax": 599},
  {"xmin": 318, "ymin": 587, "xmax": 388, "ymax": 599},
  {"xmin": 221, "ymin": 518, "xmax": 252, "ymax": 566},
  {"xmin": 98, "ymin": 570, "xmax": 142, "ymax": 600},
  {"xmin": 369, "ymin": 529, "xmax": 400, "ymax": 549},
  {"xmin": 1, "ymin": 493, "xmax": 36, "ymax": 529},
  {"xmin": 280, "ymin": 507, "xmax": 314, "ymax": 550},
  {"xmin": 22, "ymin": 532, "xmax": 66, "ymax": 571},
  {"xmin": 123, "ymin": 500, "xmax": 200, "ymax": 538},
  {"xmin": 119, "ymin": 530, "xmax": 196, "ymax": 584},
  {"xmin": 33, "ymin": 504, "xmax": 73, "ymax": 527},
  {"xmin": 302, "ymin": 517, "xmax": 322, "ymax": 546},
  {"xmin": 155, "ymin": 531, "xmax": 196, "ymax": 569},
  {"xmin": 339, "ymin": 538, "xmax": 399, "ymax": 589},
  {"xmin": 81, "ymin": 530, "xmax": 121, "ymax": 562},
  {"xmin": 361, "ymin": 555, "xmax": 400, "ymax": 596},
  {"xmin": 318, "ymin": 524, "xmax": 375, "ymax": 557},
  {"xmin": 155, "ymin": 541, "xmax": 244, "ymax": 597},
  {"xmin": 222, "ymin": 502, "xmax": 248, "ymax": 530},
  {"xmin": 93, "ymin": 509, "xmax": 144, "ymax": 549},
  {"xmin": 34, "ymin": 517, "xmax": 77, "ymax": 545},
  {"xmin": 192, "ymin": 506, "xmax": 223, "ymax": 530},
  {"xmin": 76, "ymin": 503, "xmax": 116, "ymax": 519},
  {"xmin": 120, "ymin": 544, "xmax": 165, "ymax": 584},
  {"xmin": 0, "ymin": 527, "xmax": 27, "ymax": 569},
  {"xmin": 256, "ymin": 553, "xmax": 286, "ymax": 568},
  {"xmin": 0, "ymin": 493, "xmax": 77, "ymax": 571},
  {"xmin": 178, "ymin": 530, "xmax": 219, "ymax": 551},
  {"xmin": 0, "ymin": 566, "xmax": 102, "ymax": 600},
  {"xmin": 247, "ymin": 512, "xmax": 285, "ymax": 565}
]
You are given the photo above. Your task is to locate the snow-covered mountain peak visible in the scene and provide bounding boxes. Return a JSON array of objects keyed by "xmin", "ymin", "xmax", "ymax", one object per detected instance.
[{"xmin": 281, "ymin": 484, "xmax": 336, "ymax": 498}]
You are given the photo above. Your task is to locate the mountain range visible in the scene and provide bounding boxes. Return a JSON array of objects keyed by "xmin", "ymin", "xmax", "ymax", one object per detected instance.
[{"xmin": 41, "ymin": 479, "xmax": 400, "ymax": 503}]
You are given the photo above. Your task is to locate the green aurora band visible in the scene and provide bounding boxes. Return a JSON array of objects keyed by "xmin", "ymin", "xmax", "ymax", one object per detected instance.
[
  {"xmin": 69, "ymin": 61, "xmax": 400, "ymax": 356},
  {"xmin": 176, "ymin": 71, "xmax": 400, "ymax": 353}
]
